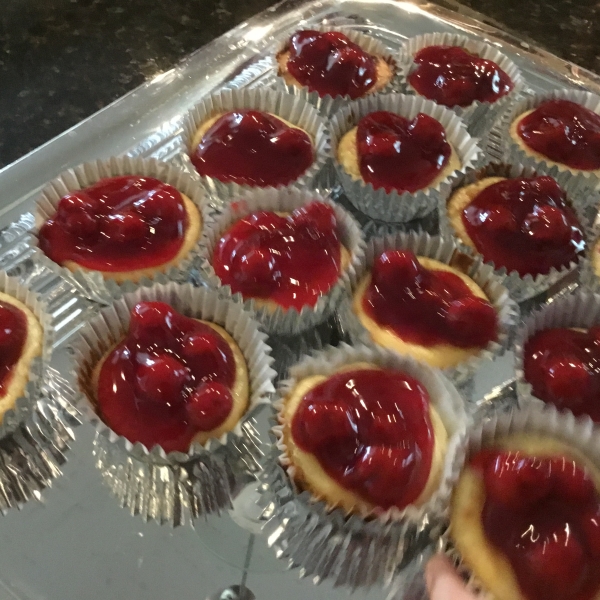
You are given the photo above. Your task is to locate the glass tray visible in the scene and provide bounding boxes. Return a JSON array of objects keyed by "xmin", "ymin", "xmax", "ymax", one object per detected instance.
[{"xmin": 0, "ymin": 1, "xmax": 598, "ymax": 599}]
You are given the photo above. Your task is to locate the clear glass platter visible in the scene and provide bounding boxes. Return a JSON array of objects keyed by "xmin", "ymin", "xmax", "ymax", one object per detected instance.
[{"xmin": 0, "ymin": 1, "xmax": 598, "ymax": 599}]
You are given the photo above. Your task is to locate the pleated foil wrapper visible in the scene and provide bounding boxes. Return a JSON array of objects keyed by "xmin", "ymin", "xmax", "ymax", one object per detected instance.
[
  {"xmin": 491, "ymin": 88, "xmax": 600, "ymax": 190},
  {"xmin": 514, "ymin": 290, "xmax": 600, "ymax": 418},
  {"xmin": 438, "ymin": 404, "xmax": 600, "ymax": 599},
  {"xmin": 180, "ymin": 88, "xmax": 330, "ymax": 198},
  {"xmin": 439, "ymin": 161, "xmax": 592, "ymax": 303},
  {"xmin": 329, "ymin": 93, "xmax": 482, "ymax": 223},
  {"xmin": 579, "ymin": 208, "xmax": 600, "ymax": 292},
  {"xmin": 72, "ymin": 283, "xmax": 277, "ymax": 525},
  {"xmin": 398, "ymin": 32, "xmax": 525, "ymax": 138},
  {"xmin": 0, "ymin": 273, "xmax": 80, "ymax": 511},
  {"xmin": 259, "ymin": 343, "xmax": 469, "ymax": 590},
  {"xmin": 199, "ymin": 187, "xmax": 366, "ymax": 335},
  {"xmin": 31, "ymin": 156, "xmax": 210, "ymax": 305},
  {"xmin": 337, "ymin": 231, "xmax": 518, "ymax": 386},
  {"xmin": 272, "ymin": 26, "xmax": 401, "ymax": 116}
]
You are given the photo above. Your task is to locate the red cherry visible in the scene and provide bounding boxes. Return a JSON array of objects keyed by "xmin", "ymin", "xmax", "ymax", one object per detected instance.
[
  {"xmin": 238, "ymin": 248, "xmax": 275, "ymax": 285},
  {"xmin": 352, "ymin": 445, "xmax": 415, "ymax": 508},
  {"xmin": 484, "ymin": 453, "xmax": 552, "ymax": 507},
  {"xmin": 524, "ymin": 529, "xmax": 586, "ymax": 596},
  {"xmin": 293, "ymin": 401, "xmax": 357, "ymax": 451},
  {"xmin": 483, "ymin": 206, "xmax": 518, "ymax": 232},
  {"xmin": 57, "ymin": 191, "xmax": 101, "ymax": 216},
  {"xmin": 104, "ymin": 211, "xmax": 149, "ymax": 243},
  {"xmin": 275, "ymin": 127, "xmax": 314, "ymax": 154},
  {"xmin": 63, "ymin": 209, "xmax": 98, "ymax": 239},
  {"xmin": 292, "ymin": 202, "xmax": 337, "ymax": 234},
  {"xmin": 180, "ymin": 331, "xmax": 228, "ymax": 382},
  {"xmin": 129, "ymin": 302, "xmax": 176, "ymax": 346},
  {"xmin": 534, "ymin": 176, "xmax": 564, "ymax": 198},
  {"xmin": 373, "ymin": 250, "xmax": 421, "ymax": 288},
  {"xmin": 522, "ymin": 205, "xmax": 570, "ymax": 243},
  {"xmin": 589, "ymin": 326, "xmax": 600, "ymax": 342},
  {"xmin": 543, "ymin": 354, "xmax": 591, "ymax": 408},
  {"xmin": 408, "ymin": 113, "xmax": 448, "ymax": 148},
  {"xmin": 135, "ymin": 354, "xmax": 190, "ymax": 405},
  {"xmin": 186, "ymin": 382, "xmax": 233, "ymax": 431},
  {"xmin": 366, "ymin": 415, "xmax": 404, "ymax": 446},
  {"xmin": 446, "ymin": 297, "xmax": 498, "ymax": 347},
  {"xmin": 133, "ymin": 187, "xmax": 181, "ymax": 221},
  {"xmin": 551, "ymin": 459, "xmax": 596, "ymax": 504},
  {"xmin": 0, "ymin": 306, "xmax": 16, "ymax": 347}
]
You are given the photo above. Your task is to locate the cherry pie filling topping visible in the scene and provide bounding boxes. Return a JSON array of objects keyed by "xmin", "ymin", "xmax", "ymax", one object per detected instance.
[{"xmin": 0, "ymin": 302, "xmax": 28, "ymax": 397}]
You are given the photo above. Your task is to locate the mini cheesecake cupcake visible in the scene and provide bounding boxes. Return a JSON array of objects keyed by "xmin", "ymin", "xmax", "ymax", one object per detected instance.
[
  {"xmin": 399, "ymin": 33, "xmax": 523, "ymax": 136},
  {"xmin": 200, "ymin": 188, "xmax": 364, "ymax": 334},
  {"xmin": 330, "ymin": 93, "xmax": 481, "ymax": 222},
  {"xmin": 276, "ymin": 27, "xmax": 396, "ymax": 109},
  {"xmin": 515, "ymin": 291, "xmax": 600, "ymax": 424},
  {"xmin": 182, "ymin": 88, "xmax": 329, "ymax": 196},
  {"xmin": 262, "ymin": 343, "xmax": 467, "ymax": 588},
  {"xmin": 448, "ymin": 407, "xmax": 600, "ymax": 600},
  {"xmin": 34, "ymin": 157, "xmax": 207, "ymax": 301},
  {"xmin": 74, "ymin": 284, "xmax": 276, "ymax": 522},
  {"xmin": 498, "ymin": 90, "xmax": 600, "ymax": 186},
  {"xmin": 443, "ymin": 163, "xmax": 586, "ymax": 301},
  {"xmin": 342, "ymin": 232, "xmax": 517, "ymax": 384}
]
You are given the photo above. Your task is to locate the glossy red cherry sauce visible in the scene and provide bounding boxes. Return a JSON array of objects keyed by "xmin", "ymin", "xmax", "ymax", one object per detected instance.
[
  {"xmin": 362, "ymin": 250, "xmax": 498, "ymax": 349},
  {"xmin": 96, "ymin": 302, "xmax": 237, "ymax": 453},
  {"xmin": 39, "ymin": 176, "xmax": 188, "ymax": 273},
  {"xmin": 517, "ymin": 100, "xmax": 600, "ymax": 171},
  {"xmin": 191, "ymin": 110, "xmax": 314, "ymax": 186},
  {"xmin": 462, "ymin": 176, "xmax": 585, "ymax": 277},
  {"xmin": 213, "ymin": 202, "xmax": 342, "ymax": 310},
  {"xmin": 0, "ymin": 302, "xmax": 27, "ymax": 396},
  {"xmin": 408, "ymin": 46, "xmax": 513, "ymax": 108},
  {"xmin": 285, "ymin": 30, "xmax": 378, "ymax": 99},
  {"xmin": 523, "ymin": 328, "xmax": 600, "ymax": 422},
  {"xmin": 291, "ymin": 368, "xmax": 434, "ymax": 510},
  {"xmin": 472, "ymin": 448, "xmax": 600, "ymax": 600},
  {"xmin": 356, "ymin": 111, "xmax": 452, "ymax": 193}
]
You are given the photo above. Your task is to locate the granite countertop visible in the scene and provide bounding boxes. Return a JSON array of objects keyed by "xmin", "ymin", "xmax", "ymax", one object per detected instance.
[{"xmin": 1, "ymin": 0, "xmax": 599, "ymax": 169}]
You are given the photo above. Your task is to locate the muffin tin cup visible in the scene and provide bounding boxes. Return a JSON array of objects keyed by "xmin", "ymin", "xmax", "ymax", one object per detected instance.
[
  {"xmin": 180, "ymin": 88, "xmax": 331, "ymax": 199},
  {"xmin": 338, "ymin": 231, "xmax": 519, "ymax": 387},
  {"xmin": 72, "ymin": 282, "xmax": 277, "ymax": 523},
  {"xmin": 439, "ymin": 404, "xmax": 600, "ymax": 597},
  {"xmin": 492, "ymin": 89, "xmax": 600, "ymax": 190},
  {"xmin": 272, "ymin": 25, "xmax": 401, "ymax": 117},
  {"xmin": 439, "ymin": 161, "xmax": 593, "ymax": 303},
  {"xmin": 31, "ymin": 156, "xmax": 210, "ymax": 305},
  {"xmin": 259, "ymin": 342, "xmax": 469, "ymax": 590},
  {"xmin": 0, "ymin": 272, "xmax": 79, "ymax": 511},
  {"xmin": 329, "ymin": 93, "xmax": 482, "ymax": 223},
  {"xmin": 514, "ymin": 290, "xmax": 600, "ymax": 419},
  {"xmin": 398, "ymin": 32, "xmax": 525, "ymax": 138},
  {"xmin": 198, "ymin": 186, "xmax": 366, "ymax": 335}
]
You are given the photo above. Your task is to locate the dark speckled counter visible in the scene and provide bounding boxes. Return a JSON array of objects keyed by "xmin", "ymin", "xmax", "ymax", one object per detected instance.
[{"xmin": 1, "ymin": 0, "xmax": 599, "ymax": 169}]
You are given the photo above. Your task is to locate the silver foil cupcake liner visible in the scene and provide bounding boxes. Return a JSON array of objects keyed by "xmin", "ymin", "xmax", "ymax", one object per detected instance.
[
  {"xmin": 338, "ymin": 231, "xmax": 518, "ymax": 386},
  {"xmin": 514, "ymin": 290, "xmax": 600, "ymax": 417},
  {"xmin": 440, "ymin": 161, "xmax": 591, "ymax": 303},
  {"xmin": 0, "ymin": 274, "xmax": 80, "ymax": 512},
  {"xmin": 273, "ymin": 25, "xmax": 401, "ymax": 116},
  {"xmin": 72, "ymin": 283, "xmax": 277, "ymax": 523},
  {"xmin": 180, "ymin": 88, "xmax": 330, "ymax": 197},
  {"xmin": 398, "ymin": 32, "xmax": 525, "ymax": 138},
  {"xmin": 492, "ymin": 88, "xmax": 600, "ymax": 189},
  {"xmin": 439, "ymin": 404, "xmax": 600, "ymax": 598},
  {"xmin": 199, "ymin": 187, "xmax": 366, "ymax": 335},
  {"xmin": 259, "ymin": 342, "xmax": 468, "ymax": 590},
  {"xmin": 329, "ymin": 93, "xmax": 482, "ymax": 223},
  {"xmin": 31, "ymin": 156, "xmax": 210, "ymax": 305}
]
